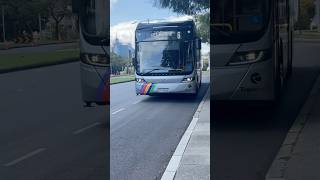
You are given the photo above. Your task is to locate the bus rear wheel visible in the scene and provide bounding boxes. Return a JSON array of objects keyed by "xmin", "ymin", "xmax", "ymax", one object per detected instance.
[{"xmin": 274, "ymin": 45, "xmax": 284, "ymax": 102}]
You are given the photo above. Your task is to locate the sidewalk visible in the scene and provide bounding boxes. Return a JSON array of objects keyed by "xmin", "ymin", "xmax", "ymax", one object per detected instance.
[
  {"xmin": 174, "ymin": 92, "xmax": 210, "ymax": 180},
  {"xmin": 161, "ymin": 89, "xmax": 210, "ymax": 180},
  {"xmin": 266, "ymin": 74, "xmax": 320, "ymax": 180}
]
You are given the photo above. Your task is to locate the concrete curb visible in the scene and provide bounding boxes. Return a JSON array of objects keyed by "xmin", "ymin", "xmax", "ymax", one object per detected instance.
[
  {"xmin": 0, "ymin": 58, "xmax": 79, "ymax": 74},
  {"xmin": 161, "ymin": 88, "xmax": 210, "ymax": 180},
  {"xmin": 294, "ymin": 38, "xmax": 320, "ymax": 43},
  {"xmin": 110, "ymin": 79, "xmax": 135, "ymax": 85},
  {"xmin": 265, "ymin": 74, "xmax": 320, "ymax": 180}
]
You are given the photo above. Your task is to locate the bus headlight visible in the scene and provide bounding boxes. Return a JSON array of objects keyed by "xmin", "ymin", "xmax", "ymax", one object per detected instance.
[
  {"xmin": 182, "ymin": 77, "xmax": 194, "ymax": 83},
  {"xmin": 228, "ymin": 49, "xmax": 271, "ymax": 66},
  {"xmin": 136, "ymin": 78, "xmax": 146, "ymax": 83},
  {"xmin": 81, "ymin": 53, "xmax": 108, "ymax": 66}
]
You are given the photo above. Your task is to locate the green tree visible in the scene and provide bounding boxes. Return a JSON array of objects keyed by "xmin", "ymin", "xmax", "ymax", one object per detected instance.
[
  {"xmin": 296, "ymin": 0, "xmax": 315, "ymax": 30},
  {"xmin": 46, "ymin": 0, "xmax": 72, "ymax": 40},
  {"xmin": 111, "ymin": 52, "xmax": 129, "ymax": 75},
  {"xmin": 0, "ymin": 0, "xmax": 47, "ymax": 40},
  {"xmin": 154, "ymin": 0, "xmax": 209, "ymax": 42},
  {"xmin": 195, "ymin": 13, "xmax": 209, "ymax": 43}
]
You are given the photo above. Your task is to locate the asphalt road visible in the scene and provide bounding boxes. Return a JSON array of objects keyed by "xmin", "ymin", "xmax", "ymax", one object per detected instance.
[
  {"xmin": 0, "ymin": 62, "xmax": 108, "ymax": 180},
  {"xmin": 212, "ymin": 41, "xmax": 320, "ymax": 180},
  {"xmin": 110, "ymin": 74, "xmax": 210, "ymax": 180}
]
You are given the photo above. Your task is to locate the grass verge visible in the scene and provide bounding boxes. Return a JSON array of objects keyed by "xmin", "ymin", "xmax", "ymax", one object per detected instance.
[
  {"xmin": 111, "ymin": 75, "xmax": 135, "ymax": 84},
  {"xmin": 0, "ymin": 49, "xmax": 79, "ymax": 73}
]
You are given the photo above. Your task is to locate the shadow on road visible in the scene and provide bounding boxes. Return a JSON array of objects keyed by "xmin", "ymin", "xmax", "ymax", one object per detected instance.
[{"xmin": 211, "ymin": 67, "xmax": 319, "ymax": 180}]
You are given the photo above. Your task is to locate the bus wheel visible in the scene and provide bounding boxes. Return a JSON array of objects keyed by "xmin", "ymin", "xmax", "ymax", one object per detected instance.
[
  {"xmin": 195, "ymin": 83, "xmax": 199, "ymax": 95},
  {"xmin": 84, "ymin": 101, "xmax": 92, "ymax": 107},
  {"xmin": 286, "ymin": 32, "xmax": 293, "ymax": 79},
  {"xmin": 286, "ymin": 58, "xmax": 293, "ymax": 79},
  {"xmin": 274, "ymin": 45, "xmax": 283, "ymax": 101}
]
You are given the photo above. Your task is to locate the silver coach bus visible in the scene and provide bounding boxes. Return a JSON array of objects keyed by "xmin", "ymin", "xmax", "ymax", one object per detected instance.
[
  {"xmin": 212, "ymin": 0, "xmax": 293, "ymax": 101},
  {"xmin": 73, "ymin": 0, "xmax": 109, "ymax": 106},
  {"xmin": 133, "ymin": 20, "xmax": 202, "ymax": 95}
]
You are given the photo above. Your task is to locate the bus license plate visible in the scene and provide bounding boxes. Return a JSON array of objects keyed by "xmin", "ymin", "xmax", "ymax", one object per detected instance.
[{"xmin": 158, "ymin": 88, "xmax": 169, "ymax": 92}]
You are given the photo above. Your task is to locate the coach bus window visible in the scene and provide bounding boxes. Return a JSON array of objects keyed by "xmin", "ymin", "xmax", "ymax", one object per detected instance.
[
  {"xmin": 213, "ymin": 0, "xmax": 270, "ymax": 44},
  {"xmin": 81, "ymin": 0, "xmax": 108, "ymax": 44}
]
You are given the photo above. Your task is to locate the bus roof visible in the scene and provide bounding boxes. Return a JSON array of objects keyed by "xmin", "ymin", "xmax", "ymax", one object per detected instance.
[{"xmin": 136, "ymin": 20, "xmax": 195, "ymax": 30}]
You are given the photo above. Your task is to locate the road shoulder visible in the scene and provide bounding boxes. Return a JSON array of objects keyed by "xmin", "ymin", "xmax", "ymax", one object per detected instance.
[{"xmin": 266, "ymin": 73, "xmax": 320, "ymax": 180}]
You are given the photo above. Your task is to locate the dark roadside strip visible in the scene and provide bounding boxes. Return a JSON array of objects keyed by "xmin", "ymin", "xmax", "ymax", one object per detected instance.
[
  {"xmin": 0, "ymin": 58, "xmax": 79, "ymax": 74},
  {"xmin": 0, "ymin": 41, "xmax": 78, "ymax": 51}
]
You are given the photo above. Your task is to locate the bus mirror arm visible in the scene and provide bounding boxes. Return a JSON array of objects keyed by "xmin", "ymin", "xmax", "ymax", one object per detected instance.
[
  {"xmin": 196, "ymin": 38, "xmax": 201, "ymax": 49},
  {"xmin": 132, "ymin": 57, "xmax": 137, "ymax": 69}
]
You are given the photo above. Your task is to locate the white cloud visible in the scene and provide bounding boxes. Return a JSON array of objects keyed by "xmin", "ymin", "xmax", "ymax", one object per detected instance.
[
  {"xmin": 110, "ymin": 15, "xmax": 194, "ymax": 49},
  {"xmin": 201, "ymin": 43, "xmax": 210, "ymax": 55},
  {"xmin": 110, "ymin": 20, "xmax": 138, "ymax": 49}
]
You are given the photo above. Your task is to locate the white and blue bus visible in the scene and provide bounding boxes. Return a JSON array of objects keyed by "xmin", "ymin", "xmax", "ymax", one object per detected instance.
[
  {"xmin": 133, "ymin": 20, "xmax": 202, "ymax": 95},
  {"xmin": 73, "ymin": 0, "xmax": 109, "ymax": 106},
  {"xmin": 212, "ymin": 0, "xmax": 293, "ymax": 101}
]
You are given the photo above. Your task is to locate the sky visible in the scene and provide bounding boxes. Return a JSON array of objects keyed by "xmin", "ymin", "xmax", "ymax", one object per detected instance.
[{"xmin": 110, "ymin": 0, "xmax": 178, "ymax": 25}]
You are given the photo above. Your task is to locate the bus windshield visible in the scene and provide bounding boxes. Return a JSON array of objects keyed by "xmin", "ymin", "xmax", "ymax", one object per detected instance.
[
  {"xmin": 136, "ymin": 40, "xmax": 194, "ymax": 75},
  {"xmin": 81, "ymin": 0, "xmax": 108, "ymax": 42},
  {"xmin": 212, "ymin": 0, "xmax": 270, "ymax": 44}
]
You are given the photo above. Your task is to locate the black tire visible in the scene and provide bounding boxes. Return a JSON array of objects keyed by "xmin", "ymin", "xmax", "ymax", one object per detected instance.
[
  {"xmin": 286, "ymin": 57, "xmax": 293, "ymax": 79},
  {"xmin": 84, "ymin": 101, "xmax": 92, "ymax": 107},
  {"xmin": 190, "ymin": 82, "xmax": 199, "ymax": 98},
  {"xmin": 274, "ymin": 42, "xmax": 283, "ymax": 101}
]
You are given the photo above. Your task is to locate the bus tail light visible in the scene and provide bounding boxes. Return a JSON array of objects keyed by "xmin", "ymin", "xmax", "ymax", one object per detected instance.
[
  {"xmin": 228, "ymin": 49, "xmax": 271, "ymax": 66},
  {"xmin": 81, "ymin": 53, "xmax": 108, "ymax": 66}
]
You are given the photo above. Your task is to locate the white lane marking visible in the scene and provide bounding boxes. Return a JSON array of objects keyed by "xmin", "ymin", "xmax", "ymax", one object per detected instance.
[
  {"xmin": 4, "ymin": 148, "xmax": 46, "ymax": 167},
  {"xmin": 132, "ymin": 100, "xmax": 142, "ymax": 105},
  {"xmin": 73, "ymin": 122, "xmax": 101, "ymax": 135},
  {"xmin": 111, "ymin": 108, "xmax": 125, "ymax": 115}
]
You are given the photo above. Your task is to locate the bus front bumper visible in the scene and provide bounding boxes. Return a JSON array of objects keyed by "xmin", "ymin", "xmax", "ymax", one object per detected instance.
[
  {"xmin": 80, "ymin": 63, "xmax": 109, "ymax": 104},
  {"xmin": 135, "ymin": 81, "xmax": 197, "ymax": 95},
  {"xmin": 212, "ymin": 60, "xmax": 274, "ymax": 101}
]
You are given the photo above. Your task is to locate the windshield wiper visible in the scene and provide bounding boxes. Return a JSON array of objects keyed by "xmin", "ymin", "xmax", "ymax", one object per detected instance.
[
  {"xmin": 168, "ymin": 69, "xmax": 183, "ymax": 73},
  {"xmin": 140, "ymin": 68, "xmax": 162, "ymax": 75},
  {"xmin": 212, "ymin": 26, "xmax": 231, "ymax": 37}
]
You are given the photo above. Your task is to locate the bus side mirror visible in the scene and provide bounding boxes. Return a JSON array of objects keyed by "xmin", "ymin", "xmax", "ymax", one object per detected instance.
[
  {"xmin": 196, "ymin": 39, "xmax": 202, "ymax": 49},
  {"xmin": 132, "ymin": 57, "xmax": 137, "ymax": 69},
  {"xmin": 72, "ymin": 0, "xmax": 80, "ymax": 14}
]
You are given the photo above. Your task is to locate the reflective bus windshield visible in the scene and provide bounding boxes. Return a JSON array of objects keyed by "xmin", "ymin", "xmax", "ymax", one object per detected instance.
[
  {"xmin": 136, "ymin": 30, "xmax": 194, "ymax": 75},
  {"xmin": 81, "ymin": 0, "xmax": 108, "ymax": 44},
  {"xmin": 213, "ymin": 0, "xmax": 270, "ymax": 44}
]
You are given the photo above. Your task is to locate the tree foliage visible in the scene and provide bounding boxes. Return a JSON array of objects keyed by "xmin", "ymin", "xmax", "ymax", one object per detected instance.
[
  {"xmin": 153, "ymin": 0, "xmax": 210, "ymax": 42},
  {"xmin": 0, "ymin": 0, "xmax": 71, "ymax": 41},
  {"xmin": 111, "ymin": 52, "xmax": 129, "ymax": 75},
  {"xmin": 0, "ymin": 0, "xmax": 48, "ymax": 39},
  {"xmin": 195, "ymin": 13, "xmax": 209, "ymax": 43},
  {"xmin": 46, "ymin": 0, "xmax": 72, "ymax": 40},
  {"xmin": 296, "ymin": 0, "xmax": 315, "ymax": 30},
  {"xmin": 154, "ymin": 0, "xmax": 209, "ymax": 15}
]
